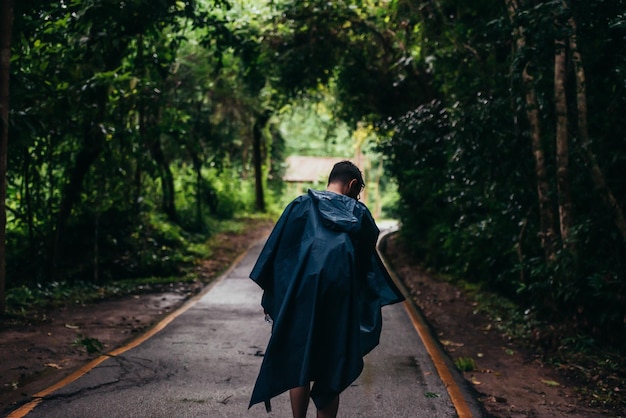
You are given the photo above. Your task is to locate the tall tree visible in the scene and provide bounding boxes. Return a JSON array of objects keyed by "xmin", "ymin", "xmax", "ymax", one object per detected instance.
[
  {"xmin": 506, "ymin": 0, "xmax": 558, "ymax": 262},
  {"xmin": 554, "ymin": 19, "xmax": 572, "ymax": 247},
  {"xmin": 0, "ymin": 0, "xmax": 15, "ymax": 313},
  {"xmin": 253, "ymin": 112, "xmax": 270, "ymax": 212},
  {"xmin": 566, "ymin": 3, "xmax": 626, "ymax": 239}
]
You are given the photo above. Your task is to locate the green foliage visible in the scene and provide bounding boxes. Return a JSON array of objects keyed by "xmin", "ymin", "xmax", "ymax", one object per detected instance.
[
  {"xmin": 72, "ymin": 334, "xmax": 105, "ymax": 354},
  {"xmin": 278, "ymin": 97, "xmax": 353, "ymax": 157},
  {"xmin": 6, "ymin": 0, "xmax": 625, "ymax": 362},
  {"xmin": 375, "ymin": 0, "xmax": 626, "ymax": 351},
  {"xmin": 553, "ymin": 348, "xmax": 626, "ymax": 411},
  {"xmin": 7, "ymin": 281, "xmax": 115, "ymax": 313},
  {"xmin": 4, "ymin": 215, "xmax": 264, "ymax": 320},
  {"xmin": 5, "ymin": 0, "xmax": 287, "ymax": 292},
  {"xmin": 461, "ymin": 280, "xmax": 543, "ymax": 343},
  {"xmin": 454, "ymin": 357, "xmax": 476, "ymax": 372}
]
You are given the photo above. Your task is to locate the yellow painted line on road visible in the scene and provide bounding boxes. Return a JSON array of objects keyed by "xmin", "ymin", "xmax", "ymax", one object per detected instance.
[
  {"xmin": 378, "ymin": 233, "xmax": 474, "ymax": 418},
  {"xmin": 401, "ymin": 301, "xmax": 474, "ymax": 418},
  {"xmin": 6, "ymin": 249, "xmax": 250, "ymax": 418}
]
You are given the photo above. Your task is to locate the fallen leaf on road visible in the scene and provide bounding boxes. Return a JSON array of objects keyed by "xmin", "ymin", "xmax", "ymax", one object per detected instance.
[{"xmin": 541, "ymin": 379, "xmax": 560, "ymax": 387}]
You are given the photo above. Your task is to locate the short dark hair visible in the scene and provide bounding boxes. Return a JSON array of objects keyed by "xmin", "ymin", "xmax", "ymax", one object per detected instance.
[{"xmin": 328, "ymin": 160, "xmax": 364, "ymax": 190}]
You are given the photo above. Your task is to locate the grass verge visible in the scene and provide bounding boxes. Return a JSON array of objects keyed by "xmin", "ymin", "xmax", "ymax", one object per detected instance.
[{"xmin": 4, "ymin": 216, "xmax": 274, "ymax": 323}]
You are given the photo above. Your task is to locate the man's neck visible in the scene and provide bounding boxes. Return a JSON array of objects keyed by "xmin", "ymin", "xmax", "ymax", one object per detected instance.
[{"xmin": 326, "ymin": 182, "xmax": 346, "ymax": 196}]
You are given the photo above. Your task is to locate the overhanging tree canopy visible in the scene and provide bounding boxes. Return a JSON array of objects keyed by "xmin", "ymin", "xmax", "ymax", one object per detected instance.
[{"xmin": 1, "ymin": 0, "xmax": 625, "ymax": 351}]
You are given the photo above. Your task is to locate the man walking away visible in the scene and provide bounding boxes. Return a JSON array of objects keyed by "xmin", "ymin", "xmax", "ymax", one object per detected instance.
[{"xmin": 248, "ymin": 160, "xmax": 404, "ymax": 418}]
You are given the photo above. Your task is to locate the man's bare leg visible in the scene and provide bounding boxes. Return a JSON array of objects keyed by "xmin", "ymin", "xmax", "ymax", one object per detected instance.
[
  {"xmin": 289, "ymin": 385, "xmax": 310, "ymax": 418},
  {"xmin": 317, "ymin": 395, "xmax": 339, "ymax": 418}
]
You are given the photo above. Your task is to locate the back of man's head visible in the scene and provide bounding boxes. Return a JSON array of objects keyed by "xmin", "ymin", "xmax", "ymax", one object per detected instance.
[{"xmin": 328, "ymin": 160, "xmax": 364, "ymax": 190}]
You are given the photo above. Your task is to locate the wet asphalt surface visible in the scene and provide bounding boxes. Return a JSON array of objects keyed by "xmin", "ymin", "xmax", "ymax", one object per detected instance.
[{"xmin": 23, "ymin": 235, "xmax": 483, "ymax": 417}]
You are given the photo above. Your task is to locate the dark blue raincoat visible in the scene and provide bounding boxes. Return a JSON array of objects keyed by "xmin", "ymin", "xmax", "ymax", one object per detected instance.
[{"xmin": 248, "ymin": 189, "xmax": 404, "ymax": 411}]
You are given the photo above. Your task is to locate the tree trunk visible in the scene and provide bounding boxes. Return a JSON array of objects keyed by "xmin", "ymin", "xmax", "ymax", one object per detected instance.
[
  {"xmin": 140, "ymin": 103, "xmax": 177, "ymax": 223},
  {"xmin": 0, "ymin": 0, "xmax": 15, "ymax": 313},
  {"xmin": 567, "ymin": 9, "xmax": 626, "ymax": 239},
  {"xmin": 253, "ymin": 113, "xmax": 269, "ymax": 213},
  {"xmin": 190, "ymin": 148, "xmax": 204, "ymax": 228},
  {"xmin": 188, "ymin": 104, "xmax": 210, "ymax": 227},
  {"xmin": 133, "ymin": 159, "xmax": 142, "ymax": 216},
  {"xmin": 506, "ymin": 0, "xmax": 558, "ymax": 261},
  {"xmin": 23, "ymin": 150, "xmax": 35, "ymax": 257},
  {"xmin": 52, "ymin": 105, "xmax": 106, "ymax": 275},
  {"xmin": 151, "ymin": 140, "xmax": 177, "ymax": 222},
  {"xmin": 146, "ymin": 134, "xmax": 177, "ymax": 221},
  {"xmin": 554, "ymin": 34, "xmax": 573, "ymax": 247}
]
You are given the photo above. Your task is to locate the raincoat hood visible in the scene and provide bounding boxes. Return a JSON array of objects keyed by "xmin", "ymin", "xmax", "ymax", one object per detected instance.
[{"xmin": 307, "ymin": 189, "xmax": 362, "ymax": 233}]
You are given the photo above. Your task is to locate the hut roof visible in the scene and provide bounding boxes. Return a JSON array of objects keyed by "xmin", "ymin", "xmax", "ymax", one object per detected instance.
[{"xmin": 283, "ymin": 156, "xmax": 345, "ymax": 183}]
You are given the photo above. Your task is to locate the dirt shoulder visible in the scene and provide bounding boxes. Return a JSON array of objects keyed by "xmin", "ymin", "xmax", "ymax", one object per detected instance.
[
  {"xmin": 381, "ymin": 234, "xmax": 617, "ymax": 418},
  {"xmin": 0, "ymin": 219, "xmax": 274, "ymax": 415}
]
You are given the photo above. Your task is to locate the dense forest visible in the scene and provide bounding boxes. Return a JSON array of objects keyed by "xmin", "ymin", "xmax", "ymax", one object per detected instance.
[{"xmin": 1, "ymin": 0, "xmax": 625, "ymax": 360}]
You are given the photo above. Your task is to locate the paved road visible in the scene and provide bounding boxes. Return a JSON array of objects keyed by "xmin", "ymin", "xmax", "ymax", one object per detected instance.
[{"xmin": 13, "ymin": 237, "xmax": 483, "ymax": 418}]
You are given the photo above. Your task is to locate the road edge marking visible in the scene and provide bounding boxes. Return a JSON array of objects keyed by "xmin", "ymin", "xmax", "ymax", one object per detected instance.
[
  {"xmin": 377, "ymin": 230, "xmax": 474, "ymax": 418},
  {"xmin": 6, "ymin": 246, "xmax": 252, "ymax": 418}
]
